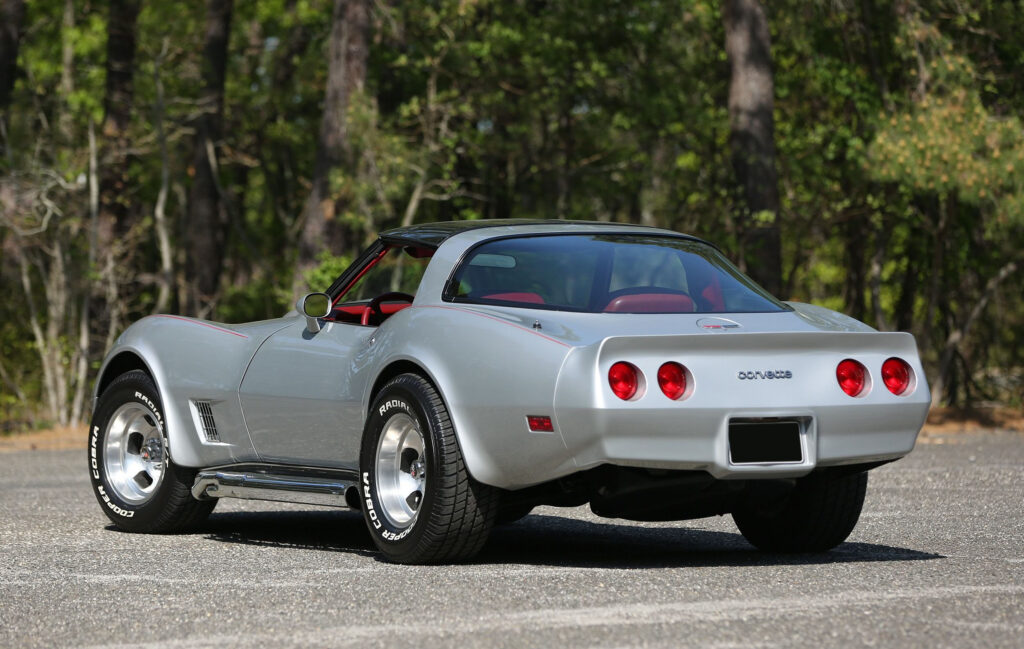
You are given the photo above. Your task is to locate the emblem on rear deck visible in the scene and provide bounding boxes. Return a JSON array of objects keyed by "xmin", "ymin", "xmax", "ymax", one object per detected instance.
[
  {"xmin": 697, "ymin": 317, "xmax": 742, "ymax": 331},
  {"xmin": 737, "ymin": 370, "xmax": 793, "ymax": 380}
]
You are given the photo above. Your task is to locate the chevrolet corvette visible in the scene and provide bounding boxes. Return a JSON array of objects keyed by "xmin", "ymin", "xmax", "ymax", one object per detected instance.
[{"xmin": 88, "ymin": 220, "xmax": 930, "ymax": 563}]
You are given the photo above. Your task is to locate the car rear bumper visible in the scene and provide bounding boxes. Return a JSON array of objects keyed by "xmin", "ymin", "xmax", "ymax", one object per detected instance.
[{"xmin": 554, "ymin": 401, "xmax": 927, "ymax": 480}]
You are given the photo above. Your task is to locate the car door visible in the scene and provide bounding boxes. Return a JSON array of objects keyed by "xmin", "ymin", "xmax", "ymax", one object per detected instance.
[{"xmin": 238, "ymin": 318, "xmax": 373, "ymax": 468}]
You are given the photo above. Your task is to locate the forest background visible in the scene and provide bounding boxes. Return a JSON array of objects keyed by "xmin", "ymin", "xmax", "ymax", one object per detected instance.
[{"xmin": 1, "ymin": 0, "xmax": 1022, "ymax": 432}]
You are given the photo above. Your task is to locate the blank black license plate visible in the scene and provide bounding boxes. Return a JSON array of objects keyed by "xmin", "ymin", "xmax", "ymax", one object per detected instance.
[{"xmin": 728, "ymin": 420, "xmax": 802, "ymax": 464}]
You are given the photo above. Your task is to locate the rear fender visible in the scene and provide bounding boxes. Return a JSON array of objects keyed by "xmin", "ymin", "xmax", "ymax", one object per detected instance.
[{"xmin": 363, "ymin": 305, "xmax": 574, "ymax": 489}]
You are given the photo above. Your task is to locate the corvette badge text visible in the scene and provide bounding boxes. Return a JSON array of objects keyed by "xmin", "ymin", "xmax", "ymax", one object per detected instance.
[{"xmin": 737, "ymin": 370, "xmax": 793, "ymax": 380}]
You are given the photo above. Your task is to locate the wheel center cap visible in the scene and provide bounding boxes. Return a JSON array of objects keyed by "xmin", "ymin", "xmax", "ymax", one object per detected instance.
[
  {"xmin": 141, "ymin": 438, "xmax": 164, "ymax": 462},
  {"xmin": 410, "ymin": 460, "xmax": 425, "ymax": 479}
]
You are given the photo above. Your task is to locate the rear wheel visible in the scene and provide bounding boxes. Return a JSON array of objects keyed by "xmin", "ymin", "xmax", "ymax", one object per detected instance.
[
  {"xmin": 88, "ymin": 370, "xmax": 215, "ymax": 532},
  {"xmin": 360, "ymin": 373, "xmax": 497, "ymax": 563},
  {"xmin": 732, "ymin": 471, "xmax": 868, "ymax": 552}
]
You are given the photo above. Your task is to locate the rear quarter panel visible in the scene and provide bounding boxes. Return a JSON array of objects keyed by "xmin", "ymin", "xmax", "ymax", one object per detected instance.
[{"xmin": 368, "ymin": 304, "xmax": 574, "ymax": 489}]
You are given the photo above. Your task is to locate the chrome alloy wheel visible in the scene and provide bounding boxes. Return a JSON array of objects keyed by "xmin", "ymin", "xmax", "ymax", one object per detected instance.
[
  {"xmin": 103, "ymin": 402, "xmax": 167, "ymax": 504},
  {"xmin": 374, "ymin": 413, "xmax": 427, "ymax": 528}
]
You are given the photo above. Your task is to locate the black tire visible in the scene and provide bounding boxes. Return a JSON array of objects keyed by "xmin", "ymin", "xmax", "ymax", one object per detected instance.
[
  {"xmin": 360, "ymin": 373, "xmax": 498, "ymax": 564},
  {"xmin": 88, "ymin": 370, "xmax": 215, "ymax": 532},
  {"xmin": 732, "ymin": 471, "xmax": 868, "ymax": 553}
]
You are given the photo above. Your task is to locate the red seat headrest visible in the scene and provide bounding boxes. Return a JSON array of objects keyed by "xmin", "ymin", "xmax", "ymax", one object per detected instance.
[
  {"xmin": 481, "ymin": 292, "xmax": 546, "ymax": 304},
  {"xmin": 603, "ymin": 293, "xmax": 695, "ymax": 313}
]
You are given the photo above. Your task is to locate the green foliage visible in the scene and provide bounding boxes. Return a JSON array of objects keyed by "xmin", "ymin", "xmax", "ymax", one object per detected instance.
[
  {"xmin": 303, "ymin": 251, "xmax": 352, "ymax": 294},
  {"xmin": 2, "ymin": 0, "xmax": 1023, "ymax": 424}
]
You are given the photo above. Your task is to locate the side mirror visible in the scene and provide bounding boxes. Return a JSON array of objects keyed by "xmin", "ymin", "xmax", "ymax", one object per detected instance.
[{"xmin": 298, "ymin": 292, "xmax": 331, "ymax": 334}]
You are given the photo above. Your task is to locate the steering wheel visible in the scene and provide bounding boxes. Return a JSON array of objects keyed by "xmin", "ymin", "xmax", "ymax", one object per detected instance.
[{"xmin": 361, "ymin": 292, "xmax": 415, "ymax": 326}]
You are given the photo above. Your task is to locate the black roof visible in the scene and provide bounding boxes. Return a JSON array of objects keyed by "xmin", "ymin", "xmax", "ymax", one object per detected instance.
[{"xmin": 379, "ymin": 218, "xmax": 667, "ymax": 248}]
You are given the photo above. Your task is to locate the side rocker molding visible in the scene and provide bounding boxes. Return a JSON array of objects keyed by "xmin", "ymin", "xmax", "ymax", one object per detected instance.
[{"xmin": 191, "ymin": 464, "xmax": 362, "ymax": 509}]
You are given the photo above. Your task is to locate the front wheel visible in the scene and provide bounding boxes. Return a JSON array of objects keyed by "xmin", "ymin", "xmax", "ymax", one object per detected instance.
[
  {"xmin": 732, "ymin": 471, "xmax": 868, "ymax": 552},
  {"xmin": 360, "ymin": 373, "xmax": 497, "ymax": 564},
  {"xmin": 88, "ymin": 370, "xmax": 215, "ymax": 532}
]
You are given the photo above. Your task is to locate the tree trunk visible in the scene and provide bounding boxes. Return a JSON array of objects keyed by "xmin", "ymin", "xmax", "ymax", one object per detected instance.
[
  {"xmin": 152, "ymin": 40, "xmax": 173, "ymax": 314},
  {"xmin": 187, "ymin": 0, "xmax": 234, "ymax": 314},
  {"xmin": 930, "ymin": 258, "xmax": 1020, "ymax": 405},
  {"xmin": 723, "ymin": 0, "xmax": 781, "ymax": 297},
  {"xmin": 869, "ymin": 217, "xmax": 891, "ymax": 331},
  {"xmin": 71, "ymin": 120, "xmax": 100, "ymax": 425},
  {"xmin": 98, "ymin": 0, "xmax": 141, "ymax": 240},
  {"xmin": 842, "ymin": 215, "xmax": 867, "ymax": 322},
  {"xmin": 640, "ymin": 140, "xmax": 669, "ymax": 228},
  {"xmin": 0, "ymin": 0, "xmax": 26, "ymax": 160},
  {"xmin": 58, "ymin": 0, "xmax": 75, "ymax": 143},
  {"xmin": 296, "ymin": 0, "xmax": 370, "ymax": 287},
  {"xmin": 922, "ymin": 195, "xmax": 948, "ymax": 344},
  {"xmin": 95, "ymin": 0, "xmax": 141, "ymax": 341}
]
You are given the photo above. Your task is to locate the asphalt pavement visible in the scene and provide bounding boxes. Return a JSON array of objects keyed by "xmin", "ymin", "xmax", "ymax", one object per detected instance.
[{"xmin": 1, "ymin": 431, "xmax": 1022, "ymax": 649}]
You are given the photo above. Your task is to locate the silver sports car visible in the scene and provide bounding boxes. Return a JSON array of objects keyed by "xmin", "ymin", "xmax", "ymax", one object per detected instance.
[{"xmin": 89, "ymin": 220, "xmax": 930, "ymax": 563}]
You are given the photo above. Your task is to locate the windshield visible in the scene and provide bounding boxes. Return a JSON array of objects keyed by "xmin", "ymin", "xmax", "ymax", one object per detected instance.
[{"xmin": 446, "ymin": 234, "xmax": 788, "ymax": 314}]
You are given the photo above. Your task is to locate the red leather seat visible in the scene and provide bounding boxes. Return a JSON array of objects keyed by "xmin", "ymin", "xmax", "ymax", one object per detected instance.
[
  {"xmin": 701, "ymin": 277, "xmax": 725, "ymax": 311},
  {"xmin": 603, "ymin": 293, "xmax": 695, "ymax": 313}
]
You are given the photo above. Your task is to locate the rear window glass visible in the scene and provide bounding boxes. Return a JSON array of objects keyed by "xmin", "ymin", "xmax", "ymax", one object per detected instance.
[{"xmin": 446, "ymin": 234, "xmax": 788, "ymax": 314}]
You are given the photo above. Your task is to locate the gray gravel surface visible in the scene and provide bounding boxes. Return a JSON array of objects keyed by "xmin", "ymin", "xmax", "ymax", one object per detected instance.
[{"xmin": 2, "ymin": 431, "xmax": 1022, "ymax": 648}]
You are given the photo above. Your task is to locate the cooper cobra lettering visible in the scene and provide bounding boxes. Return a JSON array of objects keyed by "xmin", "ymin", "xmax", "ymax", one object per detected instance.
[
  {"xmin": 362, "ymin": 472, "xmax": 382, "ymax": 529},
  {"xmin": 90, "ymin": 425, "xmax": 100, "ymax": 479},
  {"xmin": 364, "ymin": 472, "xmax": 413, "ymax": 542},
  {"xmin": 97, "ymin": 485, "xmax": 134, "ymax": 518}
]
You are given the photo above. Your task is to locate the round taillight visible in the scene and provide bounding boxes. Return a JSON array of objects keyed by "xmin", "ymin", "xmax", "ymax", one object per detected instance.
[
  {"xmin": 608, "ymin": 362, "xmax": 640, "ymax": 400},
  {"xmin": 658, "ymin": 362, "xmax": 687, "ymax": 400},
  {"xmin": 882, "ymin": 357, "xmax": 912, "ymax": 395},
  {"xmin": 836, "ymin": 359, "xmax": 868, "ymax": 397}
]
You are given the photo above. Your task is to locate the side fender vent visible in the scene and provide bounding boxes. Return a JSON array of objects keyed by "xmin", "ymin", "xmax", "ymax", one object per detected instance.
[{"xmin": 193, "ymin": 400, "xmax": 220, "ymax": 442}]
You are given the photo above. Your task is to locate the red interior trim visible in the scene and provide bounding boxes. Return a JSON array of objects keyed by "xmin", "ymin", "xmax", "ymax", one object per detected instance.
[
  {"xmin": 333, "ymin": 305, "xmax": 365, "ymax": 316},
  {"xmin": 330, "ymin": 302, "xmax": 412, "ymax": 321},
  {"xmin": 701, "ymin": 275, "xmax": 725, "ymax": 311},
  {"xmin": 332, "ymin": 247, "xmax": 390, "ymax": 306},
  {"xmin": 603, "ymin": 294, "xmax": 695, "ymax": 313},
  {"xmin": 379, "ymin": 303, "xmax": 412, "ymax": 315},
  {"xmin": 404, "ymin": 246, "xmax": 434, "ymax": 259},
  {"xmin": 481, "ymin": 292, "xmax": 546, "ymax": 304}
]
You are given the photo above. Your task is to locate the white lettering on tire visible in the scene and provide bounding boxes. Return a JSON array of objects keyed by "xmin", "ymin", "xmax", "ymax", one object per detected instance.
[
  {"xmin": 362, "ymin": 472, "xmax": 382, "ymax": 530},
  {"xmin": 378, "ymin": 399, "xmax": 408, "ymax": 417},
  {"xmin": 363, "ymin": 471, "xmax": 413, "ymax": 542},
  {"xmin": 92, "ymin": 390, "xmax": 164, "ymax": 519},
  {"xmin": 89, "ymin": 426, "xmax": 100, "ymax": 480},
  {"xmin": 97, "ymin": 485, "xmax": 134, "ymax": 518},
  {"xmin": 134, "ymin": 391, "xmax": 164, "ymax": 427}
]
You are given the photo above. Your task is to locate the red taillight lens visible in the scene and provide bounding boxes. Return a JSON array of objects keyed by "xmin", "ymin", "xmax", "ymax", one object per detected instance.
[
  {"xmin": 658, "ymin": 362, "xmax": 687, "ymax": 400},
  {"xmin": 526, "ymin": 415, "xmax": 554, "ymax": 432},
  {"xmin": 608, "ymin": 362, "xmax": 640, "ymax": 400},
  {"xmin": 882, "ymin": 357, "xmax": 912, "ymax": 395},
  {"xmin": 836, "ymin": 359, "xmax": 867, "ymax": 397}
]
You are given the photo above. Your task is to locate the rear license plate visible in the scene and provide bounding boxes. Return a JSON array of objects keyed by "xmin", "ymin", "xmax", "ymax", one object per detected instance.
[{"xmin": 728, "ymin": 420, "xmax": 802, "ymax": 464}]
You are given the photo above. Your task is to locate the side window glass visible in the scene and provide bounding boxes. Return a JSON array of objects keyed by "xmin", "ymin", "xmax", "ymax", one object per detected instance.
[{"xmin": 339, "ymin": 247, "xmax": 430, "ymax": 305}]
